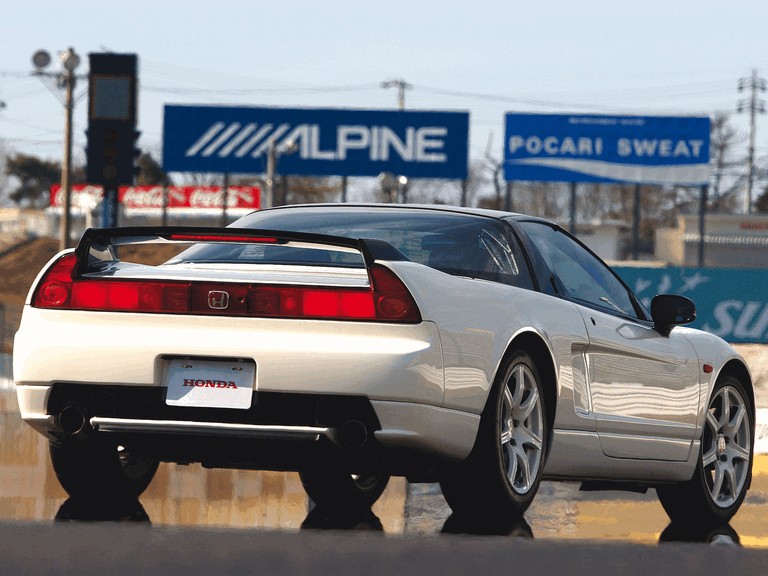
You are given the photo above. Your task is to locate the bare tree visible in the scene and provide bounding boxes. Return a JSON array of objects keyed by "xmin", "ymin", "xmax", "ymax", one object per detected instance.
[
  {"xmin": 482, "ymin": 133, "xmax": 504, "ymax": 210},
  {"xmin": 282, "ymin": 176, "xmax": 340, "ymax": 205},
  {"xmin": 0, "ymin": 142, "xmax": 9, "ymax": 206},
  {"xmin": 709, "ymin": 112, "xmax": 743, "ymax": 212}
]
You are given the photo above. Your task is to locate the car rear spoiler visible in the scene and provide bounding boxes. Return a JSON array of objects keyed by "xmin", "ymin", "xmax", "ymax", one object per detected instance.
[{"xmin": 73, "ymin": 226, "xmax": 409, "ymax": 275}]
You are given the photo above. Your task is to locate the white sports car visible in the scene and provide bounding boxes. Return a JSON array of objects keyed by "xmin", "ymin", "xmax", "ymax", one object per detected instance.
[{"xmin": 14, "ymin": 204, "xmax": 754, "ymax": 523}]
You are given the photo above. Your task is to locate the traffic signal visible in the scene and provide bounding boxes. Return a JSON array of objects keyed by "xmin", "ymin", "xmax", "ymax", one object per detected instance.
[
  {"xmin": 87, "ymin": 123, "xmax": 140, "ymax": 186},
  {"xmin": 86, "ymin": 54, "xmax": 137, "ymax": 187}
]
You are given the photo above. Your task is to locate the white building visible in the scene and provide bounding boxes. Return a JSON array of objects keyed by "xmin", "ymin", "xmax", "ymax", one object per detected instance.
[{"xmin": 656, "ymin": 214, "xmax": 768, "ymax": 268}]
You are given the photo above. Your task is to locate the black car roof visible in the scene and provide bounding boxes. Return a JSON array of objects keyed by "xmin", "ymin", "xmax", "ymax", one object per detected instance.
[{"xmin": 250, "ymin": 202, "xmax": 557, "ymax": 226}]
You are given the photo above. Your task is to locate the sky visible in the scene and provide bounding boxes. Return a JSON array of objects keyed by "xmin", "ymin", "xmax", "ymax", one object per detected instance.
[{"xmin": 2, "ymin": 0, "xmax": 768, "ymax": 199}]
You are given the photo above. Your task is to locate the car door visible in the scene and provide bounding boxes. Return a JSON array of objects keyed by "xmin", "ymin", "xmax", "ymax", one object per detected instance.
[{"xmin": 518, "ymin": 221, "xmax": 700, "ymax": 462}]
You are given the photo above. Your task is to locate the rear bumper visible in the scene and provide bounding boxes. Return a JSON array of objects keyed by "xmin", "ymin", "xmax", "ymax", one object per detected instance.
[
  {"xmin": 14, "ymin": 307, "xmax": 445, "ymax": 404},
  {"xmin": 17, "ymin": 383, "xmax": 478, "ymax": 473}
]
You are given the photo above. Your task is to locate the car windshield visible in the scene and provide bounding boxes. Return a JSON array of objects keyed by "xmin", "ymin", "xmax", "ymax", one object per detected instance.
[{"xmin": 167, "ymin": 207, "xmax": 532, "ymax": 288}]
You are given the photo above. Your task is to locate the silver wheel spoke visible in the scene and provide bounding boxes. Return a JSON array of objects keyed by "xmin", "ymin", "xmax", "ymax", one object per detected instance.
[
  {"xmin": 702, "ymin": 446, "xmax": 718, "ymax": 468},
  {"xmin": 517, "ymin": 425, "xmax": 542, "ymax": 451},
  {"xmin": 729, "ymin": 443, "xmax": 751, "ymax": 462},
  {"xmin": 721, "ymin": 389, "xmax": 731, "ymax": 427},
  {"xmin": 511, "ymin": 366, "xmax": 525, "ymax": 408},
  {"xmin": 521, "ymin": 387, "xmax": 540, "ymax": 420},
  {"xmin": 517, "ymin": 447, "xmax": 532, "ymax": 490},
  {"xmin": 506, "ymin": 444, "xmax": 518, "ymax": 480},
  {"xmin": 729, "ymin": 405, "xmax": 746, "ymax": 434},
  {"xmin": 706, "ymin": 411, "xmax": 721, "ymax": 434},
  {"xmin": 723, "ymin": 464, "xmax": 737, "ymax": 498},
  {"xmin": 503, "ymin": 387, "xmax": 514, "ymax": 414},
  {"xmin": 711, "ymin": 463, "xmax": 725, "ymax": 499}
]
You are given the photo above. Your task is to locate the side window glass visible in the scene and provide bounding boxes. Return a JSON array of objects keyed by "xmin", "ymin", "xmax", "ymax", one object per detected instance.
[
  {"xmin": 422, "ymin": 223, "xmax": 533, "ymax": 290},
  {"xmin": 521, "ymin": 222, "xmax": 638, "ymax": 318}
]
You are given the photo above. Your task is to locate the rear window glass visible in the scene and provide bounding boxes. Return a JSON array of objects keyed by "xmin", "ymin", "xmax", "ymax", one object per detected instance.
[{"xmin": 170, "ymin": 208, "xmax": 533, "ymax": 289}]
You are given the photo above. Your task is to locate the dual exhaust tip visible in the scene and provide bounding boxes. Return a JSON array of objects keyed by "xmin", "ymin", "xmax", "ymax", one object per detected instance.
[{"xmin": 58, "ymin": 405, "xmax": 88, "ymax": 435}]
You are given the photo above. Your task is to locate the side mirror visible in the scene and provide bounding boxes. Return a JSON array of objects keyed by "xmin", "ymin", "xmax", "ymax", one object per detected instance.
[{"xmin": 651, "ymin": 294, "xmax": 696, "ymax": 337}]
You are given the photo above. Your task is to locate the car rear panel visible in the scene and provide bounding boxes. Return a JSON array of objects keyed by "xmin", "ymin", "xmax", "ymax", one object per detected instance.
[
  {"xmin": 13, "ymin": 306, "xmax": 443, "ymax": 403},
  {"xmin": 15, "ymin": 251, "xmax": 484, "ymax": 467}
]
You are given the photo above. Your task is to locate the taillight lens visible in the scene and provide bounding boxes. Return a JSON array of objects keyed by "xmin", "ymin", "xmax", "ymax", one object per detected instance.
[
  {"xmin": 370, "ymin": 264, "xmax": 421, "ymax": 322},
  {"xmin": 32, "ymin": 253, "xmax": 78, "ymax": 308},
  {"xmin": 32, "ymin": 255, "xmax": 420, "ymax": 323}
]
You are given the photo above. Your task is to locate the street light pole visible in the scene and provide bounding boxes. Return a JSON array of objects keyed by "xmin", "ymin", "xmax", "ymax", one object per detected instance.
[
  {"xmin": 265, "ymin": 141, "xmax": 276, "ymax": 209},
  {"xmin": 264, "ymin": 139, "xmax": 297, "ymax": 209}
]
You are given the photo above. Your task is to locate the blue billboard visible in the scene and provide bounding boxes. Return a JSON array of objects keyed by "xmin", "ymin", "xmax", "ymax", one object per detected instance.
[
  {"xmin": 163, "ymin": 105, "xmax": 469, "ymax": 179},
  {"xmin": 615, "ymin": 266, "xmax": 768, "ymax": 344},
  {"xmin": 504, "ymin": 113, "xmax": 710, "ymax": 185}
]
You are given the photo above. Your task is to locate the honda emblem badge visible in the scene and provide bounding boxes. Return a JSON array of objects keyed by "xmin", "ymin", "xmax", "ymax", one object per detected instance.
[{"xmin": 208, "ymin": 290, "xmax": 230, "ymax": 310}]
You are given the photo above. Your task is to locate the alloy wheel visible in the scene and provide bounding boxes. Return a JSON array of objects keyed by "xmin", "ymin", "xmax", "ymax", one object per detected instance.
[
  {"xmin": 701, "ymin": 385, "xmax": 752, "ymax": 508},
  {"xmin": 500, "ymin": 363, "xmax": 544, "ymax": 494}
]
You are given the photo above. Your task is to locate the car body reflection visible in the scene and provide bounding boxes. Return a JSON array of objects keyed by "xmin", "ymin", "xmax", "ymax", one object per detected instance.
[
  {"xmin": 301, "ymin": 504, "xmax": 383, "ymax": 531},
  {"xmin": 659, "ymin": 522, "xmax": 741, "ymax": 546},
  {"xmin": 441, "ymin": 513, "xmax": 534, "ymax": 537},
  {"xmin": 51, "ymin": 492, "xmax": 743, "ymax": 548},
  {"xmin": 55, "ymin": 496, "xmax": 150, "ymax": 523}
]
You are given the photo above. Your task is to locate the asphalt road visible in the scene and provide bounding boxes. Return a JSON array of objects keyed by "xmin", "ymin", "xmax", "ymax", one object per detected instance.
[{"xmin": 2, "ymin": 520, "xmax": 768, "ymax": 576}]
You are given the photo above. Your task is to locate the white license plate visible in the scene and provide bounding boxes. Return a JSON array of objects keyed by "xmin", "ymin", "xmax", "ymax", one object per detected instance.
[{"xmin": 165, "ymin": 359, "xmax": 255, "ymax": 409}]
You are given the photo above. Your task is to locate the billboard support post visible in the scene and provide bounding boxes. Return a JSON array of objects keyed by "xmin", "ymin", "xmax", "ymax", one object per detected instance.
[
  {"xmin": 101, "ymin": 187, "xmax": 117, "ymax": 227},
  {"xmin": 632, "ymin": 183, "xmax": 641, "ymax": 260},
  {"xmin": 504, "ymin": 181, "xmax": 513, "ymax": 212},
  {"xmin": 569, "ymin": 182, "xmax": 577, "ymax": 234},
  {"xmin": 221, "ymin": 174, "xmax": 229, "ymax": 227},
  {"xmin": 698, "ymin": 184, "xmax": 708, "ymax": 267},
  {"xmin": 161, "ymin": 185, "xmax": 168, "ymax": 227}
]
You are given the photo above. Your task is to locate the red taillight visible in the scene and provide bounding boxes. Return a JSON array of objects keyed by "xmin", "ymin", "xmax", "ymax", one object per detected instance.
[
  {"xmin": 370, "ymin": 264, "xmax": 421, "ymax": 322},
  {"xmin": 33, "ymin": 255, "xmax": 420, "ymax": 323},
  {"xmin": 241, "ymin": 286, "xmax": 376, "ymax": 320},
  {"xmin": 71, "ymin": 281, "xmax": 190, "ymax": 313},
  {"xmin": 33, "ymin": 254, "xmax": 192, "ymax": 313},
  {"xmin": 32, "ymin": 253, "xmax": 78, "ymax": 308}
]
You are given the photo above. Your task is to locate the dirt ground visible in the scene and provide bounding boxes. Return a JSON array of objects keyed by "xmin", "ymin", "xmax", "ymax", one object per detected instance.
[{"xmin": 0, "ymin": 237, "xmax": 60, "ymax": 353}]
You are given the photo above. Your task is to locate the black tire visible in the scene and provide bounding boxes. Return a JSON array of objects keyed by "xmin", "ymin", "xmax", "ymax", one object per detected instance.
[
  {"xmin": 439, "ymin": 349, "xmax": 547, "ymax": 518},
  {"xmin": 49, "ymin": 437, "xmax": 159, "ymax": 499},
  {"xmin": 657, "ymin": 374, "xmax": 753, "ymax": 524},
  {"xmin": 299, "ymin": 470, "xmax": 390, "ymax": 507}
]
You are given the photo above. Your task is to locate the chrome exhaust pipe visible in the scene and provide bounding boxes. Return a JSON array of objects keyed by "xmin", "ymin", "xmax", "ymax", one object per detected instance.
[{"xmin": 58, "ymin": 405, "xmax": 87, "ymax": 435}]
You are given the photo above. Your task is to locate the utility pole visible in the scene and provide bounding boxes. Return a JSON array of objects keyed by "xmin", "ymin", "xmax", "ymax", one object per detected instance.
[
  {"xmin": 738, "ymin": 68, "xmax": 766, "ymax": 214},
  {"xmin": 32, "ymin": 47, "xmax": 83, "ymax": 251},
  {"xmin": 381, "ymin": 78, "xmax": 411, "ymax": 110}
]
